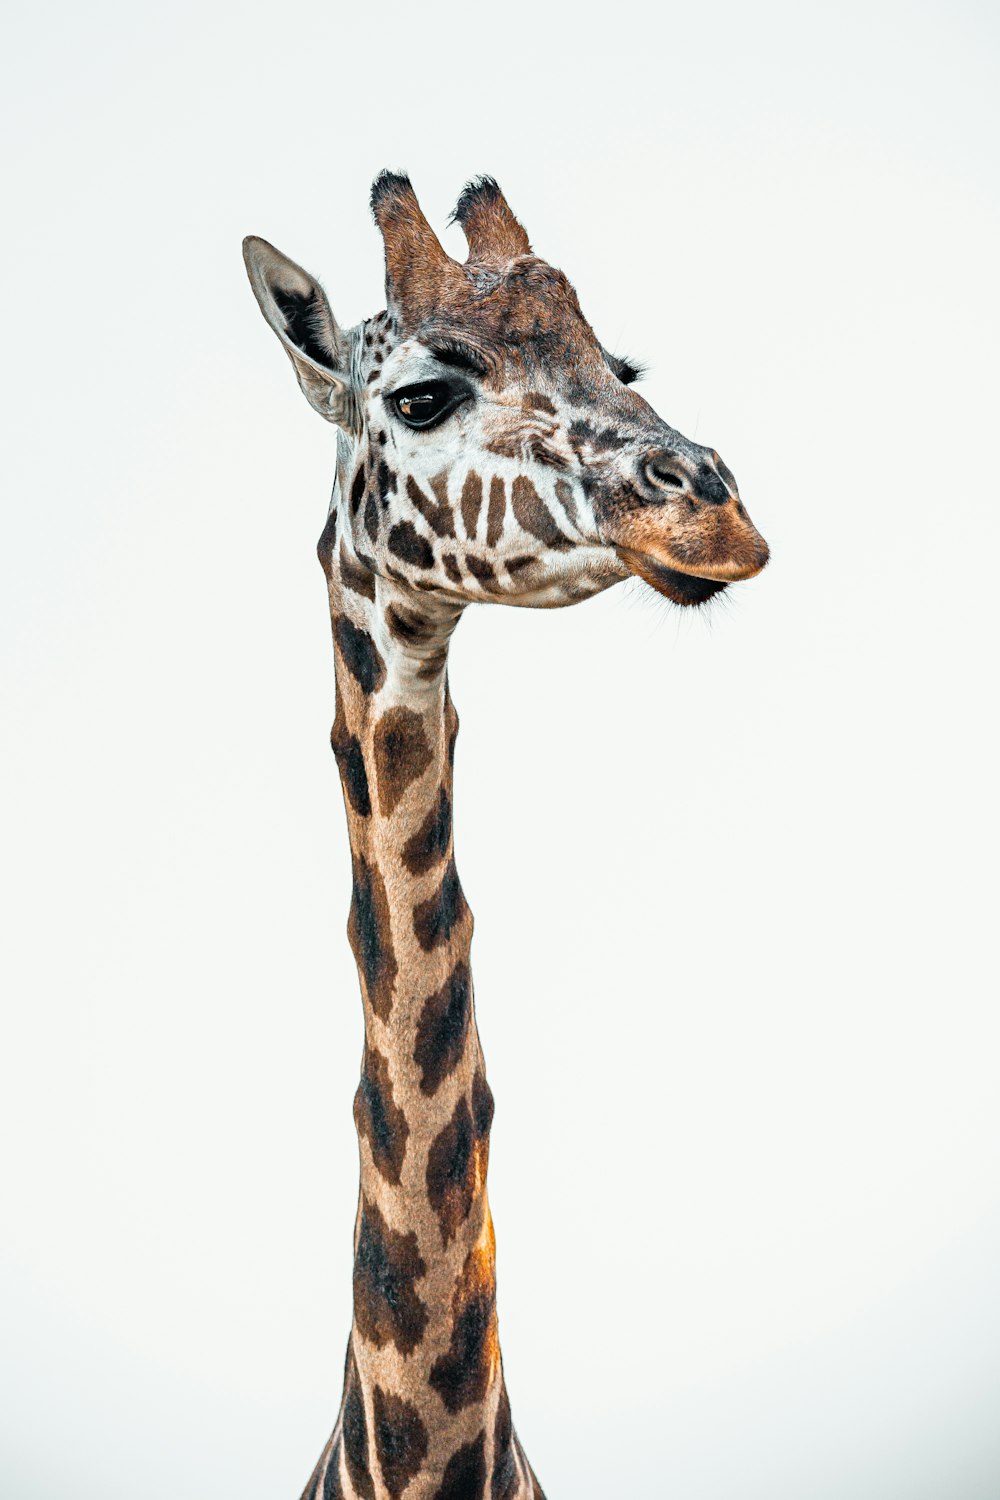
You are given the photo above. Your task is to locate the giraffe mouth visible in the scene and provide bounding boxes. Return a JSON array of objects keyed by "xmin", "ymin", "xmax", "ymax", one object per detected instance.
[{"xmin": 615, "ymin": 547, "xmax": 730, "ymax": 607}]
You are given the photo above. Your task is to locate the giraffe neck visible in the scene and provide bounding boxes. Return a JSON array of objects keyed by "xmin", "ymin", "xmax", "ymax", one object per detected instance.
[{"xmin": 301, "ymin": 500, "xmax": 541, "ymax": 1500}]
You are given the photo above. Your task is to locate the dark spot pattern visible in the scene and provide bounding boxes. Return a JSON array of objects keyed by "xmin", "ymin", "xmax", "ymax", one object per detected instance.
[
  {"xmin": 339, "ymin": 541, "xmax": 376, "ymax": 602},
  {"xmin": 385, "ymin": 603, "xmax": 438, "ymax": 647},
  {"xmin": 373, "ymin": 1386, "xmax": 429, "ymax": 1500},
  {"xmin": 353, "ymin": 1197, "xmax": 428, "ymax": 1356},
  {"xmin": 491, "ymin": 1387, "xmax": 518, "ymax": 1500},
  {"xmin": 413, "ymin": 961, "xmax": 471, "ymax": 1095},
  {"xmin": 373, "ymin": 706, "xmax": 433, "ymax": 816},
  {"xmin": 401, "ymin": 786, "xmax": 452, "ymax": 876},
  {"xmin": 413, "ymin": 857, "xmax": 468, "ymax": 952},
  {"xmin": 382, "ymin": 600, "xmax": 452, "ymax": 678},
  {"xmin": 428, "ymin": 473, "xmax": 457, "ymax": 530},
  {"xmin": 471, "ymin": 1068, "xmax": 495, "ymax": 1139},
  {"xmin": 342, "ymin": 1353, "xmax": 375, "ymax": 1500},
  {"xmin": 322, "ymin": 1443, "xmax": 345, "ymax": 1500},
  {"xmin": 445, "ymin": 695, "xmax": 459, "ymax": 768},
  {"xmin": 335, "ymin": 617, "xmax": 386, "ymax": 695},
  {"xmin": 331, "ymin": 722, "xmax": 372, "ymax": 819},
  {"xmin": 377, "ymin": 459, "xmax": 397, "ymax": 503},
  {"xmin": 350, "ymin": 466, "xmax": 366, "ymax": 513},
  {"xmin": 354, "ymin": 1046, "xmax": 409, "ymax": 1184},
  {"xmin": 511, "ymin": 476, "xmax": 571, "ymax": 551},
  {"xmin": 364, "ymin": 494, "xmax": 380, "ymax": 543},
  {"xmin": 388, "ymin": 521, "xmax": 435, "ymax": 569},
  {"xmin": 568, "ymin": 417, "xmax": 630, "ymax": 453},
  {"xmin": 348, "ymin": 855, "xmax": 398, "ymax": 1019},
  {"xmin": 486, "ymin": 477, "xmax": 506, "ymax": 547},
  {"xmin": 317, "ymin": 507, "xmax": 338, "ymax": 580},
  {"xmin": 432, "ymin": 1431, "xmax": 486, "ymax": 1500},
  {"xmin": 553, "ymin": 478, "xmax": 581, "ymax": 531},
  {"xmin": 427, "ymin": 1089, "xmax": 490, "ymax": 1245},
  {"xmin": 460, "ymin": 472, "xmax": 483, "ymax": 539},
  {"xmin": 442, "ymin": 553, "xmax": 463, "ymax": 585},
  {"xmin": 429, "ymin": 1241, "xmax": 498, "ymax": 1414},
  {"xmin": 466, "ymin": 556, "xmax": 497, "ymax": 585},
  {"xmin": 407, "ymin": 474, "xmax": 456, "ymax": 539}
]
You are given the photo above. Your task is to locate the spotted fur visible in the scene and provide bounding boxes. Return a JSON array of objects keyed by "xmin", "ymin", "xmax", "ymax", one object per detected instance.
[{"xmin": 243, "ymin": 171, "xmax": 771, "ymax": 1500}]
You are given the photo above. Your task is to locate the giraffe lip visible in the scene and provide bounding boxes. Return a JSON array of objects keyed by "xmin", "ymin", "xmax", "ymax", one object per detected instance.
[{"xmin": 615, "ymin": 547, "xmax": 729, "ymax": 606}]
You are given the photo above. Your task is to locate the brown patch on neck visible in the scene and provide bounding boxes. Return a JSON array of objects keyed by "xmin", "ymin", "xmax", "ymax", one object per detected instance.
[
  {"xmin": 428, "ymin": 1223, "xmax": 500, "ymax": 1413},
  {"xmin": 413, "ymin": 960, "xmax": 470, "ymax": 1095},
  {"xmin": 348, "ymin": 854, "xmax": 398, "ymax": 1019},
  {"xmin": 372, "ymin": 705, "xmax": 433, "ymax": 816},
  {"xmin": 354, "ymin": 1045, "xmax": 409, "ymax": 1184},
  {"xmin": 372, "ymin": 1386, "xmax": 429, "ymax": 1499},
  {"xmin": 427, "ymin": 1068, "xmax": 493, "ymax": 1245},
  {"xmin": 432, "ymin": 1431, "xmax": 487, "ymax": 1500},
  {"xmin": 413, "ymin": 857, "xmax": 469, "ymax": 952},
  {"xmin": 353, "ymin": 1197, "xmax": 428, "ymax": 1356},
  {"xmin": 341, "ymin": 1349, "xmax": 376, "ymax": 1500}
]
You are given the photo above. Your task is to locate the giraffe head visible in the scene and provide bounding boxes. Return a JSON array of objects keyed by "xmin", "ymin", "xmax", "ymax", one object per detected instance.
[{"xmin": 244, "ymin": 172, "xmax": 768, "ymax": 609}]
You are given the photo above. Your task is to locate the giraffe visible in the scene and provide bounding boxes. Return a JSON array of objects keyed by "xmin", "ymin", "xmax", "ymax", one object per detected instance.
[{"xmin": 243, "ymin": 172, "xmax": 768, "ymax": 1500}]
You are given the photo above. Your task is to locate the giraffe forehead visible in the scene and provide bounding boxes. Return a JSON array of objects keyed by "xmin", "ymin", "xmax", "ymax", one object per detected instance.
[{"xmin": 381, "ymin": 257, "xmax": 608, "ymax": 379}]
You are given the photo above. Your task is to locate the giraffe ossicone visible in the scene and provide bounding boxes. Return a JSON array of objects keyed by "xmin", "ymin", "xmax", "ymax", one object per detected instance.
[{"xmin": 244, "ymin": 171, "xmax": 768, "ymax": 1500}]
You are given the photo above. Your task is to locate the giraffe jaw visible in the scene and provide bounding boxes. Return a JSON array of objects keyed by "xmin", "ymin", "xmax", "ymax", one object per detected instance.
[{"xmin": 614, "ymin": 546, "xmax": 731, "ymax": 607}]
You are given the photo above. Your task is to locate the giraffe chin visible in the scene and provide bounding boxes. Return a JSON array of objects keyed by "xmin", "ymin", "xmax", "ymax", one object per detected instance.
[{"xmin": 616, "ymin": 548, "xmax": 730, "ymax": 607}]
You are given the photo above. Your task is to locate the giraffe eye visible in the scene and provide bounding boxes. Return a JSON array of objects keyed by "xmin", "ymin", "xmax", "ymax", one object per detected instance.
[{"xmin": 391, "ymin": 381, "xmax": 468, "ymax": 430}]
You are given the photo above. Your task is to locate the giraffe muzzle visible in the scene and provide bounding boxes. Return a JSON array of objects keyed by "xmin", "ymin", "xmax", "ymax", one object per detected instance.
[{"xmin": 608, "ymin": 448, "xmax": 770, "ymax": 605}]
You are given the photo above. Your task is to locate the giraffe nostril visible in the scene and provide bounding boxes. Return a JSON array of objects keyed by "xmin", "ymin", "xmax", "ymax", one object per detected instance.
[{"xmin": 645, "ymin": 456, "xmax": 686, "ymax": 492}]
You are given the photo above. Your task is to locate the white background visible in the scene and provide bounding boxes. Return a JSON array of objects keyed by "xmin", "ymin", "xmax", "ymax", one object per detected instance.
[{"xmin": 3, "ymin": 2, "xmax": 999, "ymax": 1496}]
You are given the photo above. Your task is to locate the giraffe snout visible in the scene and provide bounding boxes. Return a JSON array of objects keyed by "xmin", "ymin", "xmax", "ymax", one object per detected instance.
[{"xmin": 603, "ymin": 445, "xmax": 769, "ymax": 605}]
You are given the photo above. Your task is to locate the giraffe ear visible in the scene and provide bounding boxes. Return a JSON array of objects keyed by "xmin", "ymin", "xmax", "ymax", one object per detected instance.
[{"xmin": 243, "ymin": 237, "xmax": 355, "ymax": 428}]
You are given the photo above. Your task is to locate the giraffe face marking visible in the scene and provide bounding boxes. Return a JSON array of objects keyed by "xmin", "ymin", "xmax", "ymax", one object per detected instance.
[
  {"xmin": 335, "ymin": 254, "xmax": 768, "ymax": 608},
  {"xmin": 246, "ymin": 177, "xmax": 769, "ymax": 612}
]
